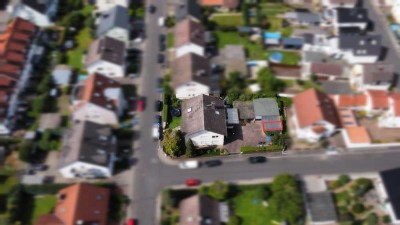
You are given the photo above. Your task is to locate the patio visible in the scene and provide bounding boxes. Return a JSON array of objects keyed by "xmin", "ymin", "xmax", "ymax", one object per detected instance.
[{"xmin": 224, "ymin": 122, "xmax": 267, "ymax": 154}]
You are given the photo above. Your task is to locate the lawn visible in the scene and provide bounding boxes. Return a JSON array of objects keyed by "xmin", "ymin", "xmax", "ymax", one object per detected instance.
[
  {"xmin": 211, "ymin": 13, "xmax": 244, "ymax": 27},
  {"xmin": 266, "ymin": 17, "xmax": 293, "ymax": 37},
  {"xmin": 266, "ymin": 50, "xmax": 300, "ymax": 65},
  {"xmin": 169, "ymin": 116, "xmax": 181, "ymax": 129},
  {"xmin": 0, "ymin": 174, "xmax": 17, "ymax": 194},
  {"xmin": 214, "ymin": 31, "xmax": 265, "ymax": 59},
  {"xmin": 260, "ymin": 3, "xmax": 292, "ymax": 17},
  {"xmin": 31, "ymin": 195, "xmax": 57, "ymax": 224},
  {"xmin": 167, "ymin": 32, "xmax": 174, "ymax": 49},
  {"xmin": 66, "ymin": 27, "xmax": 93, "ymax": 72},
  {"xmin": 232, "ymin": 185, "xmax": 275, "ymax": 225}
]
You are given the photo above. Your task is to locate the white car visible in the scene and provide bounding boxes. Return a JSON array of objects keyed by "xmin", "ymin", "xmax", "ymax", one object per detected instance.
[{"xmin": 178, "ymin": 160, "xmax": 200, "ymax": 169}]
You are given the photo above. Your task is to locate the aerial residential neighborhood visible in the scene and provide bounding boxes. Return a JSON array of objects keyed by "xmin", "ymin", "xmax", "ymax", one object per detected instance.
[{"xmin": 1, "ymin": 0, "xmax": 400, "ymax": 225}]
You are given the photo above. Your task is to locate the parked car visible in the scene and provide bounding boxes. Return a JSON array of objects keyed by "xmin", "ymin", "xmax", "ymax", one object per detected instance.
[
  {"xmin": 204, "ymin": 160, "xmax": 222, "ymax": 167},
  {"xmin": 158, "ymin": 53, "xmax": 165, "ymax": 64},
  {"xmin": 30, "ymin": 164, "xmax": 48, "ymax": 171},
  {"xmin": 136, "ymin": 99, "xmax": 145, "ymax": 112},
  {"xmin": 126, "ymin": 218, "xmax": 136, "ymax": 225},
  {"xmin": 186, "ymin": 179, "xmax": 201, "ymax": 187},
  {"xmin": 149, "ymin": 5, "xmax": 156, "ymax": 13},
  {"xmin": 171, "ymin": 108, "xmax": 181, "ymax": 117},
  {"xmin": 248, "ymin": 156, "xmax": 266, "ymax": 164},
  {"xmin": 179, "ymin": 160, "xmax": 200, "ymax": 169},
  {"xmin": 155, "ymin": 100, "xmax": 162, "ymax": 112}
]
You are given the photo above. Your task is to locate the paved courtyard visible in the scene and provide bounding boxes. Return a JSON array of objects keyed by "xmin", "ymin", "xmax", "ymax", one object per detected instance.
[
  {"xmin": 224, "ymin": 122, "xmax": 266, "ymax": 154},
  {"xmin": 359, "ymin": 118, "xmax": 400, "ymax": 143}
]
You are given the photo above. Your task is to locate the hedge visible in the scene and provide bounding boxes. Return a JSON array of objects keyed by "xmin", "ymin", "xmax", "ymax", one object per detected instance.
[
  {"xmin": 240, "ymin": 145, "xmax": 283, "ymax": 154},
  {"xmin": 24, "ymin": 184, "xmax": 70, "ymax": 195}
]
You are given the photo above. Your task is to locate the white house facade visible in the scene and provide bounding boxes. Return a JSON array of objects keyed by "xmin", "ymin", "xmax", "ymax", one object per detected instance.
[
  {"xmin": 9, "ymin": 0, "xmax": 58, "ymax": 27},
  {"xmin": 95, "ymin": 0, "xmax": 130, "ymax": 14},
  {"xmin": 86, "ymin": 60, "xmax": 125, "ymax": 78},
  {"xmin": 103, "ymin": 27, "xmax": 130, "ymax": 44},
  {"xmin": 59, "ymin": 159, "xmax": 115, "ymax": 178},
  {"xmin": 176, "ymin": 43, "xmax": 205, "ymax": 58},
  {"xmin": 72, "ymin": 103, "xmax": 120, "ymax": 125},
  {"xmin": 378, "ymin": 95, "xmax": 400, "ymax": 128},
  {"xmin": 187, "ymin": 130, "xmax": 225, "ymax": 147}
]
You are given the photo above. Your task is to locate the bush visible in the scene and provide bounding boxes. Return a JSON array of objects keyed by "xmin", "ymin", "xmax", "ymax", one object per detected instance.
[
  {"xmin": 382, "ymin": 215, "xmax": 391, "ymax": 224},
  {"xmin": 227, "ymin": 215, "xmax": 241, "ymax": 225},
  {"xmin": 162, "ymin": 129, "xmax": 185, "ymax": 157},
  {"xmin": 24, "ymin": 184, "xmax": 70, "ymax": 195},
  {"xmin": 201, "ymin": 180, "xmax": 229, "ymax": 201},
  {"xmin": 240, "ymin": 145, "xmax": 282, "ymax": 154},
  {"xmin": 185, "ymin": 140, "xmax": 196, "ymax": 158},
  {"xmin": 338, "ymin": 209, "xmax": 354, "ymax": 222},
  {"xmin": 351, "ymin": 203, "xmax": 365, "ymax": 214},
  {"xmin": 18, "ymin": 141, "xmax": 34, "ymax": 162},
  {"xmin": 338, "ymin": 174, "xmax": 351, "ymax": 186},
  {"xmin": 366, "ymin": 213, "xmax": 378, "ymax": 225},
  {"xmin": 352, "ymin": 178, "xmax": 373, "ymax": 197}
]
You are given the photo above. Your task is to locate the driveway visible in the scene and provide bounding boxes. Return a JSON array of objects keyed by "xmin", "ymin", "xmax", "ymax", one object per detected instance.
[
  {"xmin": 359, "ymin": 118, "xmax": 400, "ymax": 142},
  {"xmin": 224, "ymin": 122, "xmax": 267, "ymax": 154}
]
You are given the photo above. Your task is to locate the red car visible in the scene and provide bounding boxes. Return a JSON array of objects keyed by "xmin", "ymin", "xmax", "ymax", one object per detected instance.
[
  {"xmin": 186, "ymin": 179, "xmax": 201, "ymax": 186},
  {"xmin": 136, "ymin": 100, "xmax": 145, "ymax": 112},
  {"xmin": 127, "ymin": 218, "xmax": 136, "ymax": 225}
]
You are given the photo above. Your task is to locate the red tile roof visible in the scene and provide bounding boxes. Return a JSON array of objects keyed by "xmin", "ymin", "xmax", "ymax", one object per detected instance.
[
  {"xmin": 392, "ymin": 93, "xmax": 400, "ymax": 117},
  {"xmin": 346, "ymin": 126, "xmax": 371, "ymax": 144},
  {"xmin": 337, "ymin": 94, "xmax": 367, "ymax": 107},
  {"xmin": 368, "ymin": 90, "xmax": 389, "ymax": 109},
  {"xmin": 293, "ymin": 88, "xmax": 340, "ymax": 128},
  {"xmin": 201, "ymin": 0, "xmax": 239, "ymax": 8},
  {"xmin": 35, "ymin": 183, "xmax": 110, "ymax": 225},
  {"xmin": 0, "ymin": 76, "xmax": 14, "ymax": 87}
]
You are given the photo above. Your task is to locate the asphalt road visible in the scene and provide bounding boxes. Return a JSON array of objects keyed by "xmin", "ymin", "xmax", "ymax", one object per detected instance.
[{"xmin": 128, "ymin": 0, "xmax": 400, "ymax": 224}]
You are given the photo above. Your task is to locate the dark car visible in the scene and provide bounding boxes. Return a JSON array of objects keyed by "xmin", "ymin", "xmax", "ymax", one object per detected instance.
[
  {"xmin": 155, "ymin": 100, "xmax": 162, "ymax": 112},
  {"xmin": 171, "ymin": 108, "xmax": 181, "ymax": 117},
  {"xmin": 248, "ymin": 156, "xmax": 266, "ymax": 164},
  {"xmin": 204, "ymin": 160, "xmax": 222, "ymax": 167},
  {"xmin": 30, "ymin": 164, "xmax": 48, "ymax": 171},
  {"xmin": 154, "ymin": 115, "xmax": 161, "ymax": 125},
  {"xmin": 158, "ymin": 53, "xmax": 164, "ymax": 64},
  {"xmin": 149, "ymin": 5, "xmax": 156, "ymax": 13},
  {"xmin": 159, "ymin": 43, "xmax": 165, "ymax": 51},
  {"xmin": 159, "ymin": 34, "xmax": 165, "ymax": 42}
]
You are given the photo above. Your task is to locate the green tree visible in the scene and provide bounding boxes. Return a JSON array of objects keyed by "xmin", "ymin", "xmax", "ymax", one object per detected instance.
[
  {"xmin": 38, "ymin": 75, "xmax": 53, "ymax": 94},
  {"xmin": 226, "ymin": 87, "xmax": 242, "ymax": 104},
  {"xmin": 227, "ymin": 215, "xmax": 241, "ymax": 225},
  {"xmin": 338, "ymin": 174, "xmax": 351, "ymax": 186},
  {"xmin": 269, "ymin": 174, "xmax": 304, "ymax": 225},
  {"xmin": 165, "ymin": 16, "xmax": 176, "ymax": 28},
  {"xmin": 366, "ymin": 213, "xmax": 379, "ymax": 225},
  {"xmin": 185, "ymin": 140, "xmax": 196, "ymax": 158},
  {"xmin": 351, "ymin": 203, "xmax": 365, "ymax": 214},
  {"xmin": 39, "ymin": 130, "xmax": 52, "ymax": 151},
  {"xmin": 229, "ymin": 71, "xmax": 246, "ymax": 90},
  {"xmin": 257, "ymin": 68, "xmax": 285, "ymax": 94},
  {"xmin": 204, "ymin": 180, "xmax": 229, "ymax": 201},
  {"xmin": 162, "ymin": 129, "xmax": 185, "ymax": 157},
  {"xmin": 18, "ymin": 141, "xmax": 33, "ymax": 162}
]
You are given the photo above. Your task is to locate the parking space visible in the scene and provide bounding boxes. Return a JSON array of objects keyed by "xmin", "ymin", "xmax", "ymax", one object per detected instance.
[{"xmin": 224, "ymin": 122, "xmax": 267, "ymax": 154}]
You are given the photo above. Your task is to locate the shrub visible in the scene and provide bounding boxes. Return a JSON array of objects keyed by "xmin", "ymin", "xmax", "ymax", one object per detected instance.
[
  {"xmin": 382, "ymin": 215, "xmax": 391, "ymax": 224},
  {"xmin": 351, "ymin": 203, "xmax": 365, "ymax": 214},
  {"xmin": 162, "ymin": 129, "xmax": 185, "ymax": 157},
  {"xmin": 201, "ymin": 180, "xmax": 229, "ymax": 201},
  {"xmin": 18, "ymin": 141, "xmax": 34, "ymax": 162},
  {"xmin": 227, "ymin": 215, "xmax": 241, "ymax": 225},
  {"xmin": 352, "ymin": 178, "xmax": 373, "ymax": 197},
  {"xmin": 338, "ymin": 174, "xmax": 351, "ymax": 186},
  {"xmin": 185, "ymin": 140, "xmax": 196, "ymax": 158},
  {"xmin": 366, "ymin": 213, "xmax": 379, "ymax": 225}
]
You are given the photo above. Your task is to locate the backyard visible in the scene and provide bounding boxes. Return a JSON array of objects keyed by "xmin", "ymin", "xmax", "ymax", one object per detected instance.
[
  {"xmin": 0, "ymin": 170, "xmax": 17, "ymax": 223},
  {"xmin": 210, "ymin": 13, "xmax": 244, "ymax": 27},
  {"xmin": 31, "ymin": 195, "xmax": 57, "ymax": 224}
]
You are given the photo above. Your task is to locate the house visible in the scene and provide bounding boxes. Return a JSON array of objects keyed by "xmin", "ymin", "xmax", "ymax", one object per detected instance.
[
  {"xmin": 306, "ymin": 192, "xmax": 338, "ymax": 225},
  {"xmin": 85, "ymin": 36, "xmax": 125, "ymax": 77},
  {"xmin": 35, "ymin": 183, "xmax": 110, "ymax": 225},
  {"xmin": 332, "ymin": 35, "xmax": 382, "ymax": 64},
  {"xmin": 174, "ymin": 18, "xmax": 205, "ymax": 58},
  {"xmin": 51, "ymin": 65, "xmax": 72, "ymax": 86},
  {"xmin": 96, "ymin": 5, "xmax": 130, "ymax": 44},
  {"xmin": 350, "ymin": 63, "xmax": 394, "ymax": 91},
  {"xmin": 179, "ymin": 195, "xmax": 221, "ymax": 225},
  {"xmin": 175, "ymin": 0, "xmax": 202, "ymax": 22},
  {"xmin": 334, "ymin": 94, "xmax": 368, "ymax": 111},
  {"xmin": 264, "ymin": 32, "xmax": 281, "ymax": 45},
  {"xmin": 181, "ymin": 95, "xmax": 227, "ymax": 147},
  {"xmin": 253, "ymin": 98, "xmax": 283, "ymax": 133},
  {"xmin": 200, "ymin": 0, "xmax": 239, "ymax": 10},
  {"xmin": 222, "ymin": 45, "xmax": 247, "ymax": 77},
  {"xmin": 94, "ymin": 0, "xmax": 130, "ymax": 15},
  {"xmin": 341, "ymin": 126, "xmax": 372, "ymax": 147},
  {"xmin": 172, "ymin": 53, "xmax": 211, "ymax": 99},
  {"xmin": 233, "ymin": 101, "xmax": 255, "ymax": 120},
  {"xmin": 283, "ymin": 12, "xmax": 321, "ymax": 26},
  {"xmin": 59, "ymin": 121, "xmax": 117, "ymax": 178},
  {"xmin": 72, "ymin": 73, "xmax": 126, "ymax": 125},
  {"xmin": 379, "ymin": 168, "xmax": 400, "ymax": 224},
  {"xmin": 367, "ymin": 89, "xmax": 390, "ymax": 110},
  {"xmin": 332, "ymin": 8, "xmax": 368, "ymax": 32},
  {"xmin": 378, "ymin": 93, "xmax": 400, "ymax": 128},
  {"xmin": 292, "ymin": 88, "xmax": 340, "ymax": 142},
  {"xmin": 282, "ymin": 37, "xmax": 304, "ymax": 49},
  {"xmin": 322, "ymin": 81, "xmax": 352, "ymax": 95},
  {"xmin": 304, "ymin": 62, "xmax": 344, "ymax": 81},
  {"xmin": 8, "ymin": 0, "xmax": 58, "ymax": 27},
  {"xmin": 322, "ymin": 0, "xmax": 358, "ymax": 8}
]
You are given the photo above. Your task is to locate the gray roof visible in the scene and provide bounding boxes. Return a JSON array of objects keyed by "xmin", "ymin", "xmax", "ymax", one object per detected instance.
[
  {"xmin": 59, "ymin": 121, "xmax": 117, "ymax": 168},
  {"xmin": 233, "ymin": 101, "xmax": 255, "ymax": 120},
  {"xmin": 172, "ymin": 53, "xmax": 211, "ymax": 88},
  {"xmin": 175, "ymin": 0, "xmax": 201, "ymax": 22},
  {"xmin": 321, "ymin": 81, "xmax": 352, "ymax": 95},
  {"xmin": 339, "ymin": 35, "xmax": 381, "ymax": 56},
  {"xmin": 253, "ymin": 98, "xmax": 280, "ymax": 118},
  {"xmin": 284, "ymin": 11, "xmax": 321, "ymax": 23},
  {"xmin": 282, "ymin": 37, "xmax": 304, "ymax": 46},
  {"xmin": 182, "ymin": 95, "xmax": 227, "ymax": 136},
  {"xmin": 302, "ymin": 51, "xmax": 329, "ymax": 63},
  {"xmin": 85, "ymin": 36, "xmax": 125, "ymax": 66},
  {"xmin": 362, "ymin": 63, "xmax": 394, "ymax": 84},
  {"xmin": 96, "ymin": 5, "xmax": 130, "ymax": 37},
  {"xmin": 307, "ymin": 192, "xmax": 338, "ymax": 223},
  {"xmin": 179, "ymin": 195, "xmax": 220, "ymax": 225},
  {"xmin": 336, "ymin": 8, "xmax": 368, "ymax": 24}
]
